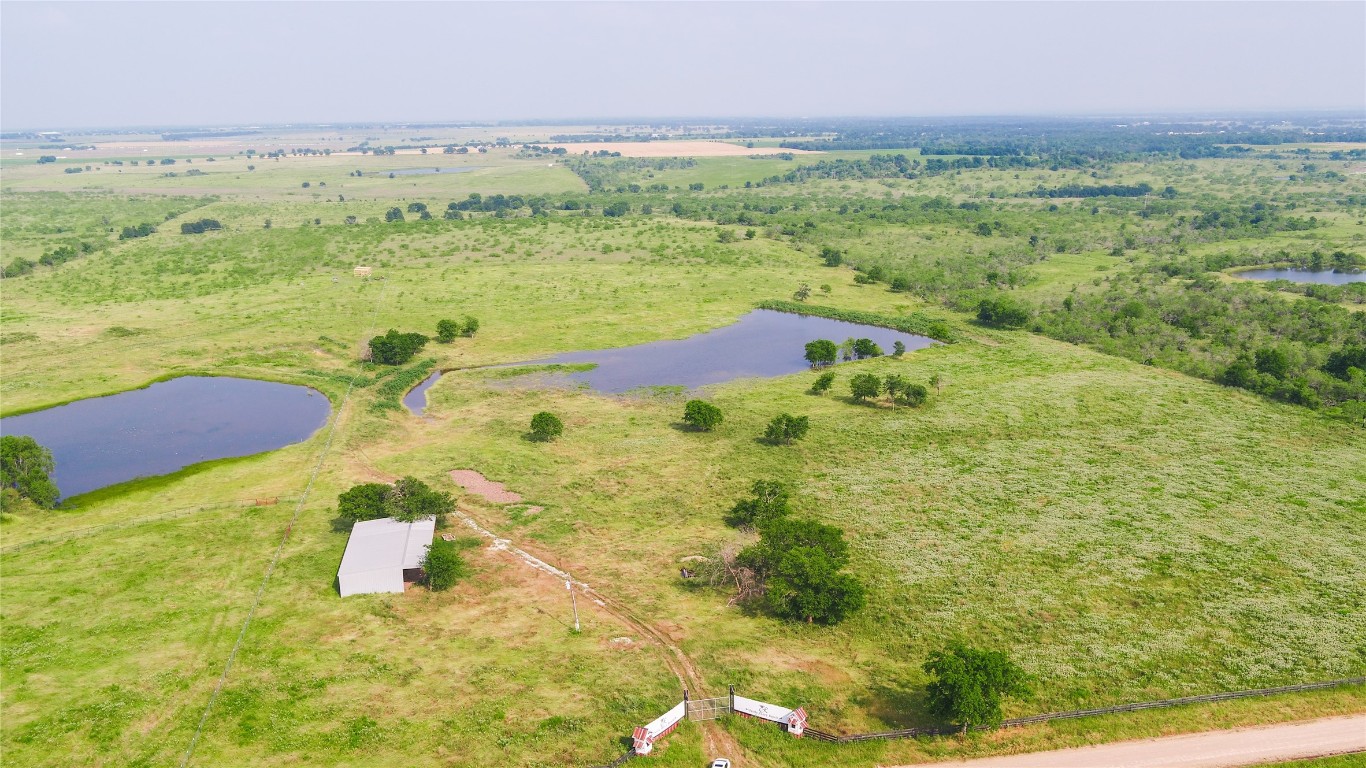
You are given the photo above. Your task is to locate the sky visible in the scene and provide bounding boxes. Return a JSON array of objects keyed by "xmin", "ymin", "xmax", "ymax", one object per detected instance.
[{"xmin": 2, "ymin": 1, "xmax": 1363, "ymax": 130}]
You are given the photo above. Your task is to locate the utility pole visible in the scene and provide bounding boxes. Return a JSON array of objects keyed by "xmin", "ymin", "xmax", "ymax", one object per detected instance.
[{"xmin": 566, "ymin": 576, "xmax": 580, "ymax": 632}]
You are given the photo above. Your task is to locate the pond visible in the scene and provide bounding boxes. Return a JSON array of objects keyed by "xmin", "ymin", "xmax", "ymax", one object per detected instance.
[
  {"xmin": 0, "ymin": 376, "xmax": 330, "ymax": 500},
  {"xmin": 403, "ymin": 372, "xmax": 442, "ymax": 416},
  {"xmin": 372, "ymin": 166, "xmax": 482, "ymax": 177},
  {"xmin": 1234, "ymin": 268, "xmax": 1366, "ymax": 285},
  {"xmin": 405, "ymin": 309, "xmax": 935, "ymax": 411}
]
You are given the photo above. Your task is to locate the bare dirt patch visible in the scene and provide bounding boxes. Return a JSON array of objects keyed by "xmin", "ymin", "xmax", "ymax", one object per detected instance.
[
  {"xmin": 547, "ymin": 140, "xmax": 821, "ymax": 158},
  {"xmin": 449, "ymin": 469, "xmax": 523, "ymax": 503}
]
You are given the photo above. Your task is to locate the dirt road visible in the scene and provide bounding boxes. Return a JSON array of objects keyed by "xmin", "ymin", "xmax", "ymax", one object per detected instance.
[{"xmin": 894, "ymin": 714, "xmax": 1365, "ymax": 768}]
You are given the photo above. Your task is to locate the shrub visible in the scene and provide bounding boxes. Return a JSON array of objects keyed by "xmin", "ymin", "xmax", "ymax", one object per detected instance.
[
  {"xmin": 530, "ymin": 411, "xmax": 564, "ymax": 441},
  {"xmin": 436, "ymin": 319, "xmax": 460, "ymax": 343},
  {"xmin": 810, "ymin": 371, "xmax": 836, "ymax": 394},
  {"xmin": 422, "ymin": 538, "xmax": 469, "ymax": 591},
  {"xmin": 682, "ymin": 400, "xmax": 723, "ymax": 431},
  {"xmin": 764, "ymin": 413, "xmax": 809, "ymax": 445}
]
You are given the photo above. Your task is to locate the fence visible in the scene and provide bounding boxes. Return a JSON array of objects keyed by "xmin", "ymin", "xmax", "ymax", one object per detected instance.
[
  {"xmin": 592, "ymin": 677, "xmax": 1365, "ymax": 763},
  {"xmin": 0, "ymin": 497, "xmax": 297, "ymax": 555},
  {"xmin": 804, "ymin": 677, "xmax": 1366, "ymax": 743}
]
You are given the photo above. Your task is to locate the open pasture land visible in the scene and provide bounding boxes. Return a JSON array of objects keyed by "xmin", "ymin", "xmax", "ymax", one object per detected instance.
[{"xmin": 1, "ymin": 128, "xmax": 1364, "ymax": 767}]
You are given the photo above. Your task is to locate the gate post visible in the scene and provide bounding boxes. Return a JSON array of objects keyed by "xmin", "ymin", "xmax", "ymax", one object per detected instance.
[{"xmin": 729, "ymin": 685, "xmax": 735, "ymax": 716}]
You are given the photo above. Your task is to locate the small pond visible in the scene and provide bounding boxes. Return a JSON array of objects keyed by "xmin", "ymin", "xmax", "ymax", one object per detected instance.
[
  {"xmin": 1234, "ymin": 268, "xmax": 1366, "ymax": 286},
  {"xmin": 0, "ymin": 376, "xmax": 330, "ymax": 500},
  {"xmin": 373, "ymin": 166, "xmax": 482, "ymax": 177},
  {"xmin": 406, "ymin": 310, "xmax": 935, "ymax": 410},
  {"xmin": 403, "ymin": 372, "xmax": 442, "ymax": 416}
]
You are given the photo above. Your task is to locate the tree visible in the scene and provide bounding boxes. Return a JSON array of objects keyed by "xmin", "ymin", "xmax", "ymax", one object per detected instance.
[
  {"xmin": 852, "ymin": 338, "xmax": 883, "ymax": 358},
  {"xmin": 436, "ymin": 319, "xmax": 460, "ymax": 343},
  {"xmin": 923, "ymin": 644, "xmax": 1032, "ymax": 729},
  {"xmin": 849, "ymin": 373, "xmax": 881, "ymax": 402},
  {"xmin": 930, "ymin": 372, "xmax": 944, "ymax": 395},
  {"xmin": 384, "ymin": 476, "xmax": 454, "ymax": 522},
  {"xmin": 726, "ymin": 480, "xmax": 790, "ymax": 529},
  {"xmin": 764, "ymin": 413, "xmax": 809, "ymax": 445},
  {"xmin": 385, "ymin": 207, "xmax": 405, "ymax": 222},
  {"xmin": 893, "ymin": 340, "xmax": 906, "ymax": 357},
  {"xmin": 793, "ymin": 283, "xmax": 812, "ymax": 302},
  {"xmin": 804, "ymin": 339, "xmax": 838, "ymax": 368},
  {"xmin": 337, "ymin": 482, "xmax": 390, "ymax": 523},
  {"xmin": 682, "ymin": 399, "xmax": 723, "ymax": 431},
  {"xmin": 421, "ymin": 538, "xmax": 468, "ymax": 591},
  {"xmin": 977, "ymin": 296, "xmax": 1031, "ymax": 328},
  {"xmin": 530, "ymin": 411, "xmax": 564, "ymax": 441},
  {"xmin": 765, "ymin": 547, "xmax": 866, "ymax": 624},
  {"xmin": 407, "ymin": 202, "xmax": 428, "ymax": 214},
  {"xmin": 820, "ymin": 246, "xmax": 843, "ymax": 266},
  {"xmin": 461, "ymin": 316, "xmax": 480, "ymax": 337},
  {"xmin": 810, "ymin": 370, "xmax": 836, "ymax": 394},
  {"xmin": 367, "ymin": 329, "xmax": 428, "ymax": 365},
  {"xmin": 0, "ymin": 435, "xmax": 59, "ymax": 508},
  {"xmin": 1255, "ymin": 347, "xmax": 1290, "ymax": 380}
]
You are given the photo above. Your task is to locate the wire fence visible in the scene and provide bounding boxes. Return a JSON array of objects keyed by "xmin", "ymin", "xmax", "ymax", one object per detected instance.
[
  {"xmin": 803, "ymin": 677, "xmax": 1366, "ymax": 743},
  {"xmin": 0, "ymin": 497, "xmax": 300, "ymax": 555}
]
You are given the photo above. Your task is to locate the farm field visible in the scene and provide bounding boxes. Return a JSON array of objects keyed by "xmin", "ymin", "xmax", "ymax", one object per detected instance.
[{"xmin": 1, "ymin": 121, "xmax": 1364, "ymax": 768}]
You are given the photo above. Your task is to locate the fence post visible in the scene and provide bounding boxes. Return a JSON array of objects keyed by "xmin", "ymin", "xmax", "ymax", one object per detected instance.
[{"xmin": 729, "ymin": 685, "xmax": 735, "ymax": 715}]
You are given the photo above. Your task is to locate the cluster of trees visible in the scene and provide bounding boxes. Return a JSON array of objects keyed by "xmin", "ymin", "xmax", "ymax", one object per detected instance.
[
  {"xmin": 804, "ymin": 337, "xmax": 884, "ymax": 367},
  {"xmin": 0, "ymin": 436, "xmax": 59, "ymax": 510},
  {"xmin": 119, "ymin": 222, "xmax": 157, "ymax": 240},
  {"xmin": 1029, "ymin": 182, "xmax": 1154, "ymax": 199},
  {"xmin": 561, "ymin": 156, "xmax": 696, "ymax": 193},
  {"xmin": 435, "ymin": 316, "xmax": 479, "ymax": 342},
  {"xmin": 36, "ymin": 155, "xmax": 56, "ymax": 164},
  {"xmin": 720, "ymin": 481, "xmax": 865, "ymax": 624},
  {"xmin": 179, "ymin": 218, "xmax": 222, "ymax": 235},
  {"xmin": 337, "ymin": 476, "xmax": 455, "ymax": 525},
  {"xmin": 1035, "ymin": 272, "xmax": 1366, "ymax": 412},
  {"xmin": 447, "ymin": 193, "xmax": 535, "ymax": 214},
  {"xmin": 368, "ymin": 329, "xmax": 428, "ymax": 365},
  {"xmin": 848, "ymin": 372, "xmax": 929, "ymax": 407}
]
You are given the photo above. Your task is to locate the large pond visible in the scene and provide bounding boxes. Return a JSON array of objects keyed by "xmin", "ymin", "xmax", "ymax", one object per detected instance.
[
  {"xmin": 0, "ymin": 376, "xmax": 330, "ymax": 500},
  {"xmin": 1234, "ymin": 268, "xmax": 1366, "ymax": 285},
  {"xmin": 405, "ymin": 310, "xmax": 935, "ymax": 411}
]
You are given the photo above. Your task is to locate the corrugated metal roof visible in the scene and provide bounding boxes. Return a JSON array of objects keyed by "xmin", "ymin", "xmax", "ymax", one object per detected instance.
[{"xmin": 338, "ymin": 517, "xmax": 435, "ymax": 576}]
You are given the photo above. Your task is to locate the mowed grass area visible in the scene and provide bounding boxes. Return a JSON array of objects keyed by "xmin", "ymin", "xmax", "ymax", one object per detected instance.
[{"xmin": 2, "ymin": 145, "xmax": 1364, "ymax": 767}]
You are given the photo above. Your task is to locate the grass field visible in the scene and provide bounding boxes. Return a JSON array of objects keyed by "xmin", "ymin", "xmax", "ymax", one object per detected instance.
[{"xmin": 1, "ymin": 129, "xmax": 1363, "ymax": 767}]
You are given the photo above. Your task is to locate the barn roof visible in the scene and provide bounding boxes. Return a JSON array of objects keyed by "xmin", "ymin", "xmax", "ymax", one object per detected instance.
[{"xmin": 338, "ymin": 517, "xmax": 435, "ymax": 577}]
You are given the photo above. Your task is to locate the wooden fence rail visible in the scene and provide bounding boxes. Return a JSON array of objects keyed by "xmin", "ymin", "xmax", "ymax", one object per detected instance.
[{"xmin": 803, "ymin": 677, "xmax": 1366, "ymax": 743}]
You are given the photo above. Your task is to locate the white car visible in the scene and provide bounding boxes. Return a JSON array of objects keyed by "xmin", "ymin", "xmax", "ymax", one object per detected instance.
[{"xmin": 710, "ymin": 760, "xmax": 731, "ymax": 768}]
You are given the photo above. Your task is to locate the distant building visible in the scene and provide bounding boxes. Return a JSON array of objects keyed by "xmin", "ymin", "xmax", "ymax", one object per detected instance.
[
  {"xmin": 353, "ymin": 266, "xmax": 372, "ymax": 278},
  {"xmin": 337, "ymin": 517, "xmax": 435, "ymax": 596}
]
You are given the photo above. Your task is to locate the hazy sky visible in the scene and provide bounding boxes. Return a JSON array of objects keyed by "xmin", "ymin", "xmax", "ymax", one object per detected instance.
[{"xmin": 2, "ymin": 1, "xmax": 1363, "ymax": 129}]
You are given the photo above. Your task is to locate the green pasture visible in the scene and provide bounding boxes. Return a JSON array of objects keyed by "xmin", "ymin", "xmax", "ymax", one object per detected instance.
[{"xmin": 1, "ymin": 136, "xmax": 1363, "ymax": 767}]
